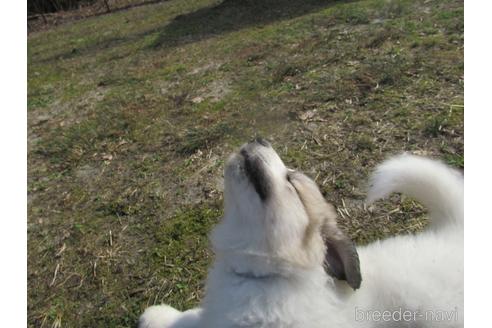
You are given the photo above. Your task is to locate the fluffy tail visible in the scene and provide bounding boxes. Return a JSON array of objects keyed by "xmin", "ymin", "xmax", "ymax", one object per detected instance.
[{"xmin": 366, "ymin": 153, "xmax": 463, "ymax": 230}]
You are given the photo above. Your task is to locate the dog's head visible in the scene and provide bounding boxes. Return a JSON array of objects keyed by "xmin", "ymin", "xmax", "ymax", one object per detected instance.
[{"xmin": 213, "ymin": 139, "xmax": 361, "ymax": 289}]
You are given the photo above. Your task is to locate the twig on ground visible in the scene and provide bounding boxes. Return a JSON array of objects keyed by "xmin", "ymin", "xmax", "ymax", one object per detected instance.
[{"xmin": 50, "ymin": 263, "xmax": 60, "ymax": 287}]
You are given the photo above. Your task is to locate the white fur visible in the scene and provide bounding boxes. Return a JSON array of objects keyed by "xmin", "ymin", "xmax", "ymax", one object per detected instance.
[
  {"xmin": 367, "ymin": 153, "xmax": 463, "ymax": 230},
  {"xmin": 139, "ymin": 150, "xmax": 463, "ymax": 328},
  {"xmin": 347, "ymin": 154, "xmax": 464, "ymax": 327},
  {"xmin": 138, "ymin": 305, "xmax": 201, "ymax": 328}
]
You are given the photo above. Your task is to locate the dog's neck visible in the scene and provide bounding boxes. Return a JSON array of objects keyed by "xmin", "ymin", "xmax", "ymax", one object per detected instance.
[
  {"xmin": 217, "ymin": 250, "xmax": 305, "ymax": 282},
  {"xmin": 230, "ymin": 268, "xmax": 281, "ymax": 280}
]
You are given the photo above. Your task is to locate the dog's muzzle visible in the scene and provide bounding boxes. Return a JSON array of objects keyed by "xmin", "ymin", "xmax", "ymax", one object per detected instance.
[{"xmin": 240, "ymin": 138, "xmax": 272, "ymax": 201}]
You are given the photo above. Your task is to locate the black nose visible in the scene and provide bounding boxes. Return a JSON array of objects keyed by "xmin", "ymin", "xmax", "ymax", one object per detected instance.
[{"xmin": 251, "ymin": 137, "xmax": 271, "ymax": 147}]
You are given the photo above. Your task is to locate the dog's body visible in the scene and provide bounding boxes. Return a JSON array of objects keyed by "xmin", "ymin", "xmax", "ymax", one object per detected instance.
[
  {"xmin": 139, "ymin": 142, "xmax": 463, "ymax": 328},
  {"xmin": 348, "ymin": 154, "xmax": 463, "ymax": 327}
]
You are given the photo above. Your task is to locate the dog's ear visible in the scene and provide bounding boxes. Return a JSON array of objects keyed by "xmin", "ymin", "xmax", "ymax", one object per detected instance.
[
  {"xmin": 323, "ymin": 227, "xmax": 361, "ymax": 290},
  {"xmin": 322, "ymin": 213, "xmax": 361, "ymax": 290},
  {"xmin": 288, "ymin": 171, "xmax": 361, "ymax": 289}
]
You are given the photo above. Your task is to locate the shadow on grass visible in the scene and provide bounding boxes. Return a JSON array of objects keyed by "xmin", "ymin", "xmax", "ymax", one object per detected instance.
[
  {"xmin": 34, "ymin": 0, "xmax": 356, "ymax": 63},
  {"xmin": 150, "ymin": 0, "xmax": 355, "ymax": 48}
]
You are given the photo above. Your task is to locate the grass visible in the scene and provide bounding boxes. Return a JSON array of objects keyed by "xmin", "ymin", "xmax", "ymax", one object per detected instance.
[{"xmin": 28, "ymin": 0, "xmax": 463, "ymax": 326}]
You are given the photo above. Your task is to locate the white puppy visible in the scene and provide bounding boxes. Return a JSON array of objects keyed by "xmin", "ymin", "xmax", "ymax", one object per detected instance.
[{"xmin": 139, "ymin": 140, "xmax": 463, "ymax": 328}]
